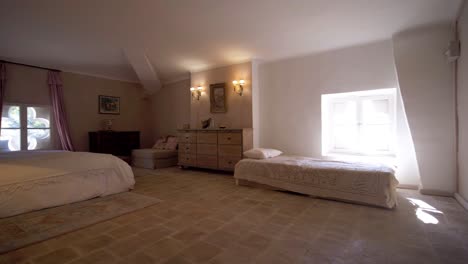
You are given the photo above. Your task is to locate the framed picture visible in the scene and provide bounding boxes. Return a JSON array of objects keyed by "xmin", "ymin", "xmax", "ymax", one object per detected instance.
[
  {"xmin": 210, "ymin": 83, "xmax": 226, "ymax": 113},
  {"xmin": 99, "ymin": 95, "xmax": 120, "ymax": 115}
]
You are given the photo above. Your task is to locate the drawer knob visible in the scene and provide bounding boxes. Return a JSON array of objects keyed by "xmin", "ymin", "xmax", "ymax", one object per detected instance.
[
  {"xmin": 185, "ymin": 136, "xmax": 189, "ymax": 139},
  {"xmin": 186, "ymin": 158, "xmax": 189, "ymax": 160},
  {"xmin": 185, "ymin": 147, "xmax": 189, "ymax": 150},
  {"xmin": 228, "ymin": 161, "xmax": 232, "ymax": 164},
  {"xmin": 227, "ymin": 137, "xmax": 231, "ymax": 140}
]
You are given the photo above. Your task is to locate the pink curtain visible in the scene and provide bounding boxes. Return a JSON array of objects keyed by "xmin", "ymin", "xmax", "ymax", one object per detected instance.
[
  {"xmin": 48, "ymin": 71, "xmax": 74, "ymax": 151},
  {"xmin": 0, "ymin": 63, "xmax": 6, "ymax": 128}
]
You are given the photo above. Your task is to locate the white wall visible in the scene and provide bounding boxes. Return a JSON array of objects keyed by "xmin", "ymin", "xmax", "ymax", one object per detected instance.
[
  {"xmin": 150, "ymin": 79, "xmax": 191, "ymax": 139},
  {"xmin": 457, "ymin": 3, "xmax": 468, "ymax": 203},
  {"xmin": 258, "ymin": 40, "xmax": 420, "ymax": 187},
  {"xmin": 251, "ymin": 60, "xmax": 261, "ymax": 148},
  {"xmin": 393, "ymin": 24, "xmax": 457, "ymax": 195}
]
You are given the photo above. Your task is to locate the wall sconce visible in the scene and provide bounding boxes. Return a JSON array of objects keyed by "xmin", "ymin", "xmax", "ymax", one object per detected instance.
[
  {"xmin": 232, "ymin": 79, "xmax": 245, "ymax": 96},
  {"xmin": 190, "ymin": 85, "xmax": 203, "ymax": 100}
]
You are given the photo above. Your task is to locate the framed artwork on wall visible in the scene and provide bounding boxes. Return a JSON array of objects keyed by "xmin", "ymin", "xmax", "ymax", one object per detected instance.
[
  {"xmin": 99, "ymin": 95, "xmax": 120, "ymax": 115},
  {"xmin": 210, "ymin": 83, "xmax": 226, "ymax": 113}
]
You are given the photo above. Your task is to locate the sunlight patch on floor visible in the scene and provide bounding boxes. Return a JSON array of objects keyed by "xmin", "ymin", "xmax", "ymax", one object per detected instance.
[{"xmin": 407, "ymin": 198, "xmax": 443, "ymax": 224}]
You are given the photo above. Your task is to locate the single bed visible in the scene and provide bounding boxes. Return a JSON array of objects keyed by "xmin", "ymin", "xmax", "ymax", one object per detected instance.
[
  {"xmin": 0, "ymin": 151, "xmax": 135, "ymax": 218},
  {"xmin": 234, "ymin": 155, "xmax": 399, "ymax": 209}
]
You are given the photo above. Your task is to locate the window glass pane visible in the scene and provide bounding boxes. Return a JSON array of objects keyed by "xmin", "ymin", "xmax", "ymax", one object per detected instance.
[
  {"xmin": 322, "ymin": 89, "xmax": 396, "ymax": 156},
  {"xmin": 361, "ymin": 124, "xmax": 391, "ymax": 152},
  {"xmin": 332, "ymin": 124, "xmax": 359, "ymax": 150},
  {"xmin": 0, "ymin": 129, "xmax": 21, "ymax": 151},
  {"xmin": 28, "ymin": 129, "xmax": 51, "ymax": 150},
  {"xmin": 332, "ymin": 101, "xmax": 357, "ymax": 125},
  {"xmin": 1, "ymin": 105, "xmax": 20, "ymax": 128},
  {"xmin": 27, "ymin": 106, "xmax": 50, "ymax": 128},
  {"xmin": 362, "ymin": 99, "xmax": 390, "ymax": 124}
]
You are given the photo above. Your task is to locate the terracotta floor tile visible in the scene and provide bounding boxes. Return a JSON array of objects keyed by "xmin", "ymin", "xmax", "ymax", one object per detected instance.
[
  {"xmin": 180, "ymin": 241, "xmax": 222, "ymax": 263},
  {"xmin": 0, "ymin": 242, "xmax": 50, "ymax": 264},
  {"xmin": 171, "ymin": 227, "xmax": 207, "ymax": 244},
  {"xmin": 69, "ymin": 250, "xmax": 116, "ymax": 264},
  {"xmin": 203, "ymin": 230, "xmax": 241, "ymax": 249},
  {"xmin": 74, "ymin": 235, "xmax": 114, "ymax": 254},
  {"xmin": 193, "ymin": 218, "xmax": 225, "ymax": 232},
  {"xmin": 33, "ymin": 248, "xmax": 79, "ymax": 264},
  {"xmin": 3, "ymin": 167, "xmax": 468, "ymax": 264},
  {"xmin": 107, "ymin": 224, "xmax": 142, "ymax": 239},
  {"xmin": 123, "ymin": 251, "xmax": 156, "ymax": 264},
  {"xmin": 143, "ymin": 238, "xmax": 185, "ymax": 262},
  {"xmin": 138, "ymin": 225, "xmax": 174, "ymax": 243},
  {"xmin": 162, "ymin": 256, "xmax": 192, "ymax": 264},
  {"xmin": 238, "ymin": 232, "xmax": 271, "ymax": 251},
  {"xmin": 106, "ymin": 235, "xmax": 145, "ymax": 257},
  {"xmin": 209, "ymin": 244, "xmax": 258, "ymax": 264}
]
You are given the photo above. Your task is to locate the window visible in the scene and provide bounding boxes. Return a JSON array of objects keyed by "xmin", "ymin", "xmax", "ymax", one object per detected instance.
[
  {"xmin": 321, "ymin": 88, "xmax": 396, "ymax": 157},
  {"xmin": 0, "ymin": 104, "xmax": 52, "ymax": 152}
]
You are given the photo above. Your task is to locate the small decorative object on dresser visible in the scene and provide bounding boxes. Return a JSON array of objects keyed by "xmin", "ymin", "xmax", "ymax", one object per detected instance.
[
  {"xmin": 178, "ymin": 128, "xmax": 253, "ymax": 171},
  {"xmin": 99, "ymin": 95, "xmax": 120, "ymax": 115},
  {"xmin": 201, "ymin": 118, "xmax": 212, "ymax": 129},
  {"xmin": 103, "ymin": 119, "xmax": 114, "ymax": 131}
]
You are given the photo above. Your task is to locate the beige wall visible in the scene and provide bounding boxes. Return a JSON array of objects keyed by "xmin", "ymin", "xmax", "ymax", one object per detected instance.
[
  {"xmin": 150, "ymin": 78, "xmax": 191, "ymax": 139},
  {"xmin": 393, "ymin": 24, "xmax": 457, "ymax": 195},
  {"xmin": 457, "ymin": 3, "xmax": 468, "ymax": 204},
  {"xmin": 2, "ymin": 63, "xmax": 153, "ymax": 152},
  {"xmin": 3, "ymin": 64, "xmax": 50, "ymax": 106},
  {"xmin": 61, "ymin": 73, "xmax": 153, "ymax": 151},
  {"xmin": 257, "ymin": 40, "xmax": 420, "ymax": 187},
  {"xmin": 190, "ymin": 62, "xmax": 252, "ymax": 129}
]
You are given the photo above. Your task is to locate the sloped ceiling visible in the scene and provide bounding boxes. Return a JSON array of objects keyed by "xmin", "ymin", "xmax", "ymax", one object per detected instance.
[{"xmin": 0, "ymin": 0, "xmax": 463, "ymax": 84}]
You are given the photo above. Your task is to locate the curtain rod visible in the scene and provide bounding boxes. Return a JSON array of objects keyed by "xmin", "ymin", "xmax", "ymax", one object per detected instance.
[{"xmin": 0, "ymin": 60, "xmax": 61, "ymax": 72}]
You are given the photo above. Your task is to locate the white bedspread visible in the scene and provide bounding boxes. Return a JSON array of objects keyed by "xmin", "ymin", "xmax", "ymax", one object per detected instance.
[
  {"xmin": 234, "ymin": 156, "xmax": 399, "ymax": 208},
  {"xmin": 0, "ymin": 151, "xmax": 135, "ymax": 218}
]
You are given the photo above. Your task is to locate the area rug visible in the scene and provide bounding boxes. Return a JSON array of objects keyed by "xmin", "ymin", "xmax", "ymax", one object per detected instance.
[{"xmin": 0, "ymin": 192, "xmax": 160, "ymax": 254}]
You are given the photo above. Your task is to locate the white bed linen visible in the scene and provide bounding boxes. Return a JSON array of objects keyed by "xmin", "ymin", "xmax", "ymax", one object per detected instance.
[
  {"xmin": 234, "ymin": 156, "xmax": 399, "ymax": 208},
  {"xmin": 0, "ymin": 151, "xmax": 135, "ymax": 218}
]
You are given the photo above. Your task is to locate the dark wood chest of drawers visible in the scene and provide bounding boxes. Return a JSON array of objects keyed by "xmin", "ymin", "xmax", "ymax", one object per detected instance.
[{"xmin": 89, "ymin": 131, "xmax": 140, "ymax": 156}]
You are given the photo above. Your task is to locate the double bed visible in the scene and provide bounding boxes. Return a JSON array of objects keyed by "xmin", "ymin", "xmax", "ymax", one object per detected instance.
[
  {"xmin": 234, "ymin": 155, "xmax": 399, "ymax": 209},
  {"xmin": 0, "ymin": 151, "xmax": 135, "ymax": 218}
]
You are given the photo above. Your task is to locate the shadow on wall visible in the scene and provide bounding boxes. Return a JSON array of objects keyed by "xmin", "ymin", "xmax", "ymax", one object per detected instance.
[{"xmin": 393, "ymin": 23, "xmax": 457, "ymax": 195}]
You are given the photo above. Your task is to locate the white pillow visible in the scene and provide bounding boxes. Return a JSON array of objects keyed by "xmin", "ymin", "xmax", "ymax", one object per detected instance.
[{"xmin": 243, "ymin": 148, "xmax": 283, "ymax": 159}]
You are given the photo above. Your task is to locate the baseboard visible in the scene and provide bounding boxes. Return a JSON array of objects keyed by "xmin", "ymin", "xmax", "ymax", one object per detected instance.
[
  {"xmin": 455, "ymin": 193, "xmax": 468, "ymax": 211},
  {"xmin": 419, "ymin": 189, "xmax": 453, "ymax": 197},
  {"xmin": 397, "ymin": 184, "xmax": 419, "ymax": 190}
]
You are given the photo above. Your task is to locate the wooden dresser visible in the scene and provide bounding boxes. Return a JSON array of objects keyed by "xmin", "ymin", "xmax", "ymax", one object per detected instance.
[
  {"xmin": 177, "ymin": 129, "xmax": 253, "ymax": 171},
  {"xmin": 89, "ymin": 131, "xmax": 140, "ymax": 157}
]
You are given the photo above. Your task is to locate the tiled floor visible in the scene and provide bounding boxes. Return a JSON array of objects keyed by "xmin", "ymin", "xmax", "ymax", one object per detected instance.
[{"xmin": 2, "ymin": 167, "xmax": 468, "ymax": 264}]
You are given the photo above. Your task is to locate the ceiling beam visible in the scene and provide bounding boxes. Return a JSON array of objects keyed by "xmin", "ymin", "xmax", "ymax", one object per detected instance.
[{"xmin": 124, "ymin": 49, "xmax": 161, "ymax": 93}]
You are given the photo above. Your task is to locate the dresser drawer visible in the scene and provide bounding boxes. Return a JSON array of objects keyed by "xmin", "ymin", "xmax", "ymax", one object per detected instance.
[
  {"xmin": 178, "ymin": 132, "xmax": 197, "ymax": 143},
  {"xmin": 218, "ymin": 145, "xmax": 242, "ymax": 157},
  {"xmin": 196, "ymin": 154, "xmax": 218, "ymax": 169},
  {"xmin": 218, "ymin": 156, "xmax": 241, "ymax": 171},
  {"xmin": 197, "ymin": 131, "xmax": 218, "ymax": 144},
  {"xmin": 218, "ymin": 132, "xmax": 242, "ymax": 145},
  {"xmin": 179, "ymin": 143, "xmax": 196, "ymax": 154},
  {"xmin": 179, "ymin": 154, "xmax": 196, "ymax": 166},
  {"xmin": 197, "ymin": 144, "xmax": 218, "ymax": 155}
]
